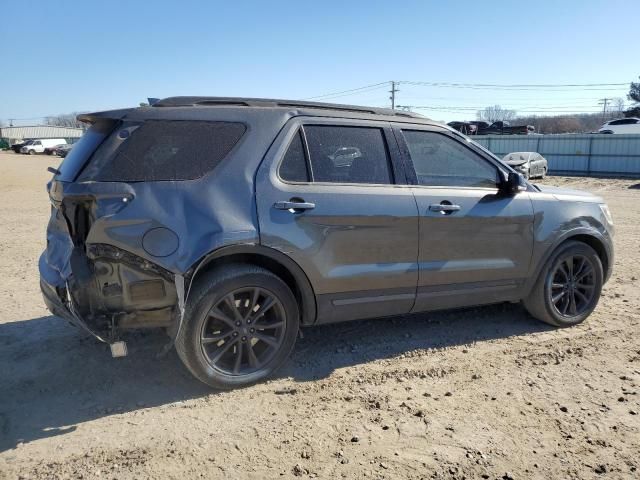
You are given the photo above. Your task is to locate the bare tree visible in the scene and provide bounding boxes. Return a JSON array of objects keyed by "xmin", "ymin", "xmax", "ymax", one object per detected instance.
[
  {"xmin": 44, "ymin": 112, "xmax": 86, "ymax": 129},
  {"xmin": 476, "ymin": 105, "xmax": 517, "ymax": 123},
  {"xmin": 625, "ymin": 76, "xmax": 640, "ymax": 117},
  {"xmin": 613, "ymin": 98, "xmax": 625, "ymax": 115}
]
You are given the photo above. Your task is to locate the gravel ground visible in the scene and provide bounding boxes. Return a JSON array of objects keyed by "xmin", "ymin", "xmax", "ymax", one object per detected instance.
[{"xmin": 0, "ymin": 152, "xmax": 639, "ymax": 479}]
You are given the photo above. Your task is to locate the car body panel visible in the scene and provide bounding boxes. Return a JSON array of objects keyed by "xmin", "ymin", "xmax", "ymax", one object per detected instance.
[
  {"xmin": 37, "ymin": 97, "xmax": 614, "ymax": 343},
  {"xmin": 410, "ymin": 187, "xmax": 535, "ymax": 311},
  {"xmin": 255, "ymin": 117, "xmax": 419, "ymax": 324}
]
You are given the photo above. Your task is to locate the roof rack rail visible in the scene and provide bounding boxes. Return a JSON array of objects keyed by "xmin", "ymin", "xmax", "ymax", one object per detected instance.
[{"xmin": 152, "ymin": 96, "xmax": 424, "ymax": 119}]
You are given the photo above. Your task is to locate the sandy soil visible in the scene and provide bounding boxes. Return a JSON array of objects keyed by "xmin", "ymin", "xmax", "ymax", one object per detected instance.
[{"xmin": 0, "ymin": 152, "xmax": 639, "ymax": 479}]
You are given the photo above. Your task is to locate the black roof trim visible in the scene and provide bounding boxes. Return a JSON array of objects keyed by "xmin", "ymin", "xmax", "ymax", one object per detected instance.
[{"xmin": 153, "ymin": 96, "xmax": 424, "ymax": 119}]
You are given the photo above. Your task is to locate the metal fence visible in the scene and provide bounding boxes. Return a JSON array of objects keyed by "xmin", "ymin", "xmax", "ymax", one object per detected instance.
[{"xmin": 471, "ymin": 134, "xmax": 640, "ymax": 177}]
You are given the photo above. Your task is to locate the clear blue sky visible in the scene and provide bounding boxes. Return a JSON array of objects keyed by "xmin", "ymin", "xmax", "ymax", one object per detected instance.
[{"xmin": 0, "ymin": 0, "xmax": 636, "ymax": 123}]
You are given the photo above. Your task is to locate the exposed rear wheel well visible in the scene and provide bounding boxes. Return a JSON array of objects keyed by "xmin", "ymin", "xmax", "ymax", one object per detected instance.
[{"xmin": 190, "ymin": 251, "xmax": 316, "ymax": 325}]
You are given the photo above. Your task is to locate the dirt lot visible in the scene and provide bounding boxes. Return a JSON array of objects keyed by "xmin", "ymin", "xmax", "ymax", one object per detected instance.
[{"xmin": 0, "ymin": 151, "xmax": 639, "ymax": 480}]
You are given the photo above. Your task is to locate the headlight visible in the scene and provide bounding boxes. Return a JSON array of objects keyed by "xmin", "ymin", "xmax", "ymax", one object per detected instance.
[{"xmin": 599, "ymin": 204, "xmax": 613, "ymax": 225}]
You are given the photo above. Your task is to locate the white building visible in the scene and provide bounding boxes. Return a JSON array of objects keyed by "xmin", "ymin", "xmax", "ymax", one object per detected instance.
[{"xmin": 0, "ymin": 125, "xmax": 84, "ymax": 144}]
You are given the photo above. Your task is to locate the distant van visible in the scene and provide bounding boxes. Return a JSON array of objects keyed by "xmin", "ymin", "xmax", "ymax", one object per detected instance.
[{"xmin": 20, "ymin": 138, "xmax": 67, "ymax": 155}]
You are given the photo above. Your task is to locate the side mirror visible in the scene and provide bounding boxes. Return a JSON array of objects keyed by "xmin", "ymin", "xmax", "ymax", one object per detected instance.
[{"xmin": 500, "ymin": 171, "xmax": 526, "ymax": 195}]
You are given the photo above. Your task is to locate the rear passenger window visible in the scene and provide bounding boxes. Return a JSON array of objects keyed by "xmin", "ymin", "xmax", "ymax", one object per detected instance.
[
  {"xmin": 279, "ymin": 130, "xmax": 310, "ymax": 182},
  {"xmin": 80, "ymin": 120, "xmax": 246, "ymax": 182},
  {"xmin": 304, "ymin": 126, "xmax": 392, "ymax": 184},
  {"xmin": 402, "ymin": 130, "xmax": 497, "ymax": 188}
]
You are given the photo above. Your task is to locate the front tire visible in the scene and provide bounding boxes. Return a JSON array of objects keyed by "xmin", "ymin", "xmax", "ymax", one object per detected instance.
[
  {"xmin": 524, "ymin": 241, "xmax": 603, "ymax": 327},
  {"xmin": 28, "ymin": 149, "xmax": 36, "ymax": 155},
  {"xmin": 175, "ymin": 264, "xmax": 299, "ymax": 389}
]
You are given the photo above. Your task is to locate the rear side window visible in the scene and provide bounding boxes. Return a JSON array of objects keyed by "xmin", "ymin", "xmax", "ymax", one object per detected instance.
[
  {"xmin": 304, "ymin": 126, "xmax": 392, "ymax": 184},
  {"xmin": 279, "ymin": 130, "xmax": 310, "ymax": 182},
  {"xmin": 402, "ymin": 130, "xmax": 497, "ymax": 188},
  {"xmin": 80, "ymin": 120, "xmax": 246, "ymax": 182},
  {"xmin": 56, "ymin": 120, "xmax": 116, "ymax": 182}
]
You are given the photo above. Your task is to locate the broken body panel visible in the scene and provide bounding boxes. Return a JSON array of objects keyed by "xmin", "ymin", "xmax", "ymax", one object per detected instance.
[{"xmin": 39, "ymin": 106, "xmax": 289, "ymax": 340}]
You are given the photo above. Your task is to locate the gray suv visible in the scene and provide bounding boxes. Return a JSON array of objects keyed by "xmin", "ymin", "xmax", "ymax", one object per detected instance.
[{"xmin": 40, "ymin": 97, "xmax": 614, "ymax": 389}]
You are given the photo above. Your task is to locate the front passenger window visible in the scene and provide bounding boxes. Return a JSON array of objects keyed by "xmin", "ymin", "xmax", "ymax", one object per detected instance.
[{"xmin": 402, "ymin": 130, "xmax": 498, "ymax": 188}]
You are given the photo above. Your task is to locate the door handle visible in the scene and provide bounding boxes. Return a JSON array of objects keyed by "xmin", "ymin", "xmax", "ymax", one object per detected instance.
[
  {"xmin": 428, "ymin": 203, "xmax": 461, "ymax": 214},
  {"xmin": 274, "ymin": 200, "xmax": 316, "ymax": 211}
]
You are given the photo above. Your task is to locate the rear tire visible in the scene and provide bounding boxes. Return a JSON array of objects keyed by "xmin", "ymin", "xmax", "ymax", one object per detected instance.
[
  {"xmin": 540, "ymin": 167, "xmax": 547, "ymax": 179},
  {"xmin": 175, "ymin": 264, "xmax": 299, "ymax": 389},
  {"xmin": 524, "ymin": 241, "xmax": 603, "ymax": 327}
]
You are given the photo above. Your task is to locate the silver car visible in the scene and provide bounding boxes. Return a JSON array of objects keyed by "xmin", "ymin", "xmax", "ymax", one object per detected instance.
[{"xmin": 503, "ymin": 152, "xmax": 548, "ymax": 179}]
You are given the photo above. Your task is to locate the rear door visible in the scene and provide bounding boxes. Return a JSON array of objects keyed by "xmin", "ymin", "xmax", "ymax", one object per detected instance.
[
  {"xmin": 256, "ymin": 117, "xmax": 419, "ymax": 324},
  {"xmin": 393, "ymin": 125, "xmax": 535, "ymax": 312}
]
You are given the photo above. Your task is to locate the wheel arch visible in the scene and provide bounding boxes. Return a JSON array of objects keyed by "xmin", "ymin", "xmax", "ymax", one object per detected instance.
[
  {"xmin": 187, "ymin": 244, "xmax": 317, "ymax": 326},
  {"xmin": 525, "ymin": 229, "xmax": 612, "ymax": 296}
]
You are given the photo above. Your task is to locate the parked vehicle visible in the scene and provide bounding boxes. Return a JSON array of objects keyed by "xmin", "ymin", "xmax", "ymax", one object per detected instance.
[
  {"xmin": 446, "ymin": 121, "xmax": 491, "ymax": 135},
  {"xmin": 598, "ymin": 117, "xmax": 640, "ymax": 134},
  {"xmin": 55, "ymin": 143, "xmax": 74, "ymax": 158},
  {"xmin": 477, "ymin": 121, "xmax": 535, "ymax": 135},
  {"xmin": 447, "ymin": 121, "xmax": 477, "ymax": 135},
  {"xmin": 469, "ymin": 120, "xmax": 491, "ymax": 131},
  {"xmin": 502, "ymin": 152, "xmax": 548, "ymax": 179},
  {"xmin": 45, "ymin": 143, "xmax": 70, "ymax": 155},
  {"xmin": 40, "ymin": 97, "xmax": 614, "ymax": 389},
  {"xmin": 20, "ymin": 138, "xmax": 66, "ymax": 155},
  {"xmin": 0, "ymin": 139, "xmax": 9, "ymax": 150},
  {"xmin": 11, "ymin": 140, "xmax": 31, "ymax": 153}
]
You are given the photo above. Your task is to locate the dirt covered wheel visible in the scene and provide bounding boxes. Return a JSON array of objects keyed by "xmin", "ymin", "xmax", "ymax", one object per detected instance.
[
  {"xmin": 541, "ymin": 167, "xmax": 547, "ymax": 179},
  {"xmin": 175, "ymin": 264, "xmax": 299, "ymax": 389},
  {"xmin": 28, "ymin": 149, "xmax": 36, "ymax": 155},
  {"xmin": 524, "ymin": 241, "xmax": 603, "ymax": 327}
]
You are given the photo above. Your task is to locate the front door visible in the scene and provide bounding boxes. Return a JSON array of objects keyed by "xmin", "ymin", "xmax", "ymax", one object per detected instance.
[
  {"xmin": 256, "ymin": 118, "xmax": 419, "ymax": 324},
  {"xmin": 394, "ymin": 126, "xmax": 535, "ymax": 312}
]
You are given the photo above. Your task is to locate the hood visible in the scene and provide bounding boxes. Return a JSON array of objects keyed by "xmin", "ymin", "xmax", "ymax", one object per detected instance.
[
  {"xmin": 503, "ymin": 153, "xmax": 530, "ymax": 166},
  {"xmin": 533, "ymin": 184, "xmax": 603, "ymax": 203},
  {"xmin": 504, "ymin": 158, "xmax": 528, "ymax": 166}
]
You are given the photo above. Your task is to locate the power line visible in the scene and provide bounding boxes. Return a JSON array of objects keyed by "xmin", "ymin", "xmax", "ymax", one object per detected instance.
[
  {"xmin": 389, "ymin": 81, "xmax": 399, "ymax": 110},
  {"xmin": 598, "ymin": 98, "xmax": 612, "ymax": 122},
  {"xmin": 303, "ymin": 84, "xmax": 390, "ymax": 102},
  {"xmin": 303, "ymin": 81, "xmax": 390, "ymax": 100},
  {"xmin": 398, "ymin": 81, "xmax": 627, "ymax": 88}
]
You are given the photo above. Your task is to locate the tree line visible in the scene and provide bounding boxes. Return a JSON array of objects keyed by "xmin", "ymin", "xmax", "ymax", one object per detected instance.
[{"xmin": 475, "ymin": 77, "xmax": 640, "ymax": 134}]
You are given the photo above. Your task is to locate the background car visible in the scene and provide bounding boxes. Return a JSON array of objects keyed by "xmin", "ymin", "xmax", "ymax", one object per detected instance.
[
  {"xmin": 598, "ymin": 117, "xmax": 640, "ymax": 134},
  {"xmin": 54, "ymin": 143, "xmax": 74, "ymax": 157},
  {"xmin": 502, "ymin": 152, "xmax": 548, "ymax": 179},
  {"xmin": 11, "ymin": 140, "xmax": 31, "ymax": 153},
  {"xmin": 44, "ymin": 143, "xmax": 68, "ymax": 155},
  {"xmin": 20, "ymin": 138, "xmax": 66, "ymax": 155}
]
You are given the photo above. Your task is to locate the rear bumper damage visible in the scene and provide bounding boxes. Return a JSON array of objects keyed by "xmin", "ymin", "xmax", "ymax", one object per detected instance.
[{"xmin": 39, "ymin": 241, "xmax": 179, "ymax": 342}]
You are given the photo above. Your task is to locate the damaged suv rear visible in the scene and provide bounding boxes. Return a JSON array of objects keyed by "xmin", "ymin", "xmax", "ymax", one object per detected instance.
[{"xmin": 41, "ymin": 97, "xmax": 614, "ymax": 389}]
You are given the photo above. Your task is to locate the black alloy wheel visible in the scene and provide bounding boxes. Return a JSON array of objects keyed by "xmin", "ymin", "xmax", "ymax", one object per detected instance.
[
  {"xmin": 200, "ymin": 287, "xmax": 286, "ymax": 375},
  {"xmin": 175, "ymin": 264, "xmax": 299, "ymax": 389},
  {"xmin": 548, "ymin": 254, "xmax": 596, "ymax": 318}
]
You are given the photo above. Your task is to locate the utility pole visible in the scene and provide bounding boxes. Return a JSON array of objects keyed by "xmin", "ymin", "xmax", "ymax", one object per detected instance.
[
  {"xmin": 389, "ymin": 81, "xmax": 399, "ymax": 110},
  {"xmin": 598, "ymin": 98, "xmax": 611, "ymax": 122}
]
